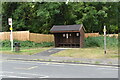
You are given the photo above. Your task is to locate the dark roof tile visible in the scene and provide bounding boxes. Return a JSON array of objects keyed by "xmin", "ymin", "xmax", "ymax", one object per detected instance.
[{"xmin": 50, "ymin": 24, "xmax": 83, "ymax": 32}]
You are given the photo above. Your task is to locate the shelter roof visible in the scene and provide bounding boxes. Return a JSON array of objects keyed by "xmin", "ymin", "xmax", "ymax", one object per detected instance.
[{"xmin": 50, "ymin": 24, "xmax": 85, "ymax": 33}]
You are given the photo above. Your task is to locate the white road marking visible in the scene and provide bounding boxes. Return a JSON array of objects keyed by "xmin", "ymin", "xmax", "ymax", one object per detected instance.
[
  {"xmin": 39, "ymin": 62, "xmax": 64, "ymax": 67},
  {"xmin": 27, "ymin": 66, "xmax": 38, "ymax": 70},
  {"xmin": 97, "ymin": 67, "xmax": 118, "ymax": 70},
  {"xmin": 1, "ymin": 75, "xmax": 28, "ymax": 78},
  {"xmin": 0, "ymin": 71, "xmax": 49, "ymax": 78},
  {"xmin": 14, "ymin": 66, "xmax": 38, "ymax": 70}
]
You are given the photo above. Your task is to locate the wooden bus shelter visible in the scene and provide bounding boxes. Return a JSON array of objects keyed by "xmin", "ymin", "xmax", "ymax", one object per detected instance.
[{"xmin": 50, "ymin": 24, "xmax": 85, "ymax": 48}]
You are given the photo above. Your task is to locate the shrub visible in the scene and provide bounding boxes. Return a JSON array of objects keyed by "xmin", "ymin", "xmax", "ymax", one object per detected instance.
[
  {"xmin": 1, "ymin": 40, "xmax": 54, "ymax": 47},
  {"xmin": 84, "ymin": 36, "xmax": 118, "ymax": 48}
]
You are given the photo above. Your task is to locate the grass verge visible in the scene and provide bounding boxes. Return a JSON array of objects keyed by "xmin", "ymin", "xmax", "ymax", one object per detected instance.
[
  {"xmin": 0, "ymin": 47, "xmax": 51, "ymax": 55},
  {"xmin": 51, "ymin": 47, "xmax": 118, "ymax": 59}
]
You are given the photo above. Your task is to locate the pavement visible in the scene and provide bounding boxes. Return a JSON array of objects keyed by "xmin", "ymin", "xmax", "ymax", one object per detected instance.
[
  {"xmin": 0, "ymin": 48, "xmax": 119, "ymax": 67},
  {"xmin": 34, "ymin": 48, "xmax": 65, "ymax": 56}
]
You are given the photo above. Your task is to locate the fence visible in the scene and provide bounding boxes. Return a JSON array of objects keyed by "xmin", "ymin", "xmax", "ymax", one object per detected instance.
[
  {"xmin": 85, "ymin": 33, "xmax": 118, "ymax": 38},
  {"xmin": 85, "ymin": 33, "xmax": 99, "ymax": 38},
  {"xmin": 29, "ymin": 33, "xmax": 54, "ymax": 43},
  {"xmin": 0, "ymin": 31, "xmax": 54, "ymax": 43},
  {"xmin": 0, "ymin": 31, "xmax": 29, "ymax": 41},
  {"xmin": 106, "ymin": 34, "xmax": 118, "ymax": 38},
  {"xmin": 0, "ymin": 31, "xmax": 117, "ymax": 43}
]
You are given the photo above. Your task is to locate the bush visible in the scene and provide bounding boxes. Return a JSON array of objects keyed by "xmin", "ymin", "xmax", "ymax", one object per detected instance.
[
  {"xmin": 1, "ymin": 40, "xmax": 54, "ymax": 47},
  {"xmin": 1, "ymin": 40, "xmax": 11, "ymax": 47},
  {"xmin": 84, "ymin": 36, "xmax": 118, "ymax": 48},
  {"xmin": 1, "ymin": 36, "xmax": 118, "ymax": 48}
]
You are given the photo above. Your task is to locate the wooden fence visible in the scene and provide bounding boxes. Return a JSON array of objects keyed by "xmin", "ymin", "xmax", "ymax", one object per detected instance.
[
  {"xmin": 29, "ymin": 33, "xmax": 54, "ymax": 43},
  {"xmin": 85, "ymin": 33, "xmax": 99, "ymax": 38},
  {"xmin": 0, "ymin": 31, "xmax": 117, "ymax": 43},
  {"xmin": 0, "ymin": 31, "xmax": 29, "ymax": 41},
  {"xmin": 0, "ymin": 31, "xmax": 54, "ymax": 43},
  {"xmin": 106, "ymin": 34, "xmax": 118, "ymax": 38}
]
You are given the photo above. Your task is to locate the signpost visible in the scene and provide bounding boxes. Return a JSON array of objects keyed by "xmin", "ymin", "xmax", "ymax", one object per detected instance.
[
  {"xmin": 104, "ymin": 25, "xmax": 106, "ymax": 54},
  {"xmin": 66, "ymin": 0, "xmax": 69, "ymax": 4},
  {"xmin": 8, "ymin": 18, "xmax": 13, "ymax": 51}
]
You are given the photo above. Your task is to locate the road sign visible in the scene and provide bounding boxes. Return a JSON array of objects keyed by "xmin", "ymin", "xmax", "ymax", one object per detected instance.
[
  {"xmin": 103, "ymin": 28, "xmax": 106, "ymax": 32},
  {"xmin": 8, "ymin": 18, "xmax": 12, "ymax": 25},
  {"xmin": 9, "ymin": 27, "xmax": 12, "ymax": 30}
]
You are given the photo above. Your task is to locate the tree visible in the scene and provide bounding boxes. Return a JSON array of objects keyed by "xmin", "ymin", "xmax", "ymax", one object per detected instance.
[{"xmin": 2, "ymin": 2, "xmax": 119, "ymax": 34}]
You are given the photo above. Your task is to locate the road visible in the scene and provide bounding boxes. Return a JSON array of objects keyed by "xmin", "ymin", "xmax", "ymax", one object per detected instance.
[{"xmin": 0, "ymin": 59, "xmax": 118, "ymax": 78}]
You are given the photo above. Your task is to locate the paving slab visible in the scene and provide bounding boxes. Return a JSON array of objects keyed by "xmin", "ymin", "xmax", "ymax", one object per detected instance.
[{"xmin": 33, "ymin": 48, "xmax": 65, "ymax": 56}]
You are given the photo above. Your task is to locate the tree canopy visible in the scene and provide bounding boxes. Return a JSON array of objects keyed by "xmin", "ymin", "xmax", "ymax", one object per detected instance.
[{"xmin": 2, "ymin": 2, "xmax": 119, "ymax": 34}]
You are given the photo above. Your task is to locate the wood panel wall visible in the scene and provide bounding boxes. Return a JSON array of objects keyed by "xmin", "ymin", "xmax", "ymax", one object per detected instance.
[{"xmin": 0, "ymin": 31, "xmax": 54, "ymax": 43}]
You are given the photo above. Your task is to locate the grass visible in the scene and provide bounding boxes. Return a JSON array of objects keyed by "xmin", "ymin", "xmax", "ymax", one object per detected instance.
[
  {"xmin": 51, "ymin": 47, "xmax": 118, "ymax": 59},
  {"xmin": 0, "ymin": 36, "xmax": 118, "ymax": 59},
  {"xmin": 0, "ymin": 47, "xmax": 51, "ymax": 55},
  {"xmin": 95, "ymin": 61, "xmax": 100, "ymax": 64},
  {"xmin": 0, "ymin": 40, "xmax": 54, "ymax": 55}
]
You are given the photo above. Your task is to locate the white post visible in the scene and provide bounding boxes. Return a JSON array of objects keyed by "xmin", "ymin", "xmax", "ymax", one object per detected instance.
[
  {"xmin": 66, "ymin": 0, "xmax": 69, "ymax": 4},
  {"xmin": 8, "ymin": 18, "xmax": 13, "ymax": 51},
  {"xmin": 104, "ymin": 25, "xmax": 106, "ymax": 54},
  {"xmin": 10, "ymin": 25, "xmax": 13, "ymax": 51}
]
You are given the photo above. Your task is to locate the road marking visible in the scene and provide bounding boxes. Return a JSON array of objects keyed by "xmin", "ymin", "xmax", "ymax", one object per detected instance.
[
  {"xmin": 1, "ymin": 74, "xmax": 49, "ymax": 78},
  {"xmin": 1, "ymin": 75, "xmax": 28, "ymax": 78},
  {"xmin": 27, "ymin": 66, "xmax": 38, "ymax": 70},
  {"xmin": 38, "ymin": 62, "xmax": 64, "ymax": 67},
  {"xmin": 1, "ymin": 71, "xmax": 49, "ymax": 78},
  {"xmin": 14, "ymin": 66, "xmax": 38, "ymax": 70},
  {"xmin": 96, "ymin": 67, "xmax": 118, "ymax": 70}
]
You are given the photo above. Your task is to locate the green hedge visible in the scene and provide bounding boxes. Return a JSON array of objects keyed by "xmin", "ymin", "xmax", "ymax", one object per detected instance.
[
  {"xmin": 1, "ymin": 40, "xmax": 54, "ymax": 47},
  {"xmin": 1, "ymin": 36, "xmax": 118, "ymax": 48},
  {"xmin": 84, "ymin": 36, "xmax": 118, "ymax": 48}
]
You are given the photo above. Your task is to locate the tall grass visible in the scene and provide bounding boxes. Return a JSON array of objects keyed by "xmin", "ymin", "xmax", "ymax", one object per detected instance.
[{"xmin": 84, "ymin": 36, "xmax": 118, "ymax": 48}]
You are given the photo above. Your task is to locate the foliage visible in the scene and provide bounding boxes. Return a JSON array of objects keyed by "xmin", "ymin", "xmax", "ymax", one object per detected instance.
[
  {"xmin": 1, "ymin": 40, "xmax": 54, "ymax": 47},
  {"xmin": 2, "ymin": 2, "xmax": 119, "ymax": 34},
  {"xmin": 1, "ymin": 36, "xmax": 117, "ymax": 48},
  {"xmin": 84, "ymin": 36, "xmax": 118, "ymax": 48}
]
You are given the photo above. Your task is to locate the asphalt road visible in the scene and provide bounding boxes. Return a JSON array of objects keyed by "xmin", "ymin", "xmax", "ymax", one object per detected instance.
[{"xmin": 0, "ymin": 59, "xmax": 118, "ymax": 78}]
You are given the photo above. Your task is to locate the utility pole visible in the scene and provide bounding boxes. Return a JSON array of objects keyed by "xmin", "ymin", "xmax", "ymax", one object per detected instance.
[
  {"xmin": 8, "ymin": 18, "xmax": 13, "ymax": 51},
  {"xmin": 104, "ymin": 25, "xmax": 106, "ymax": 54}
]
